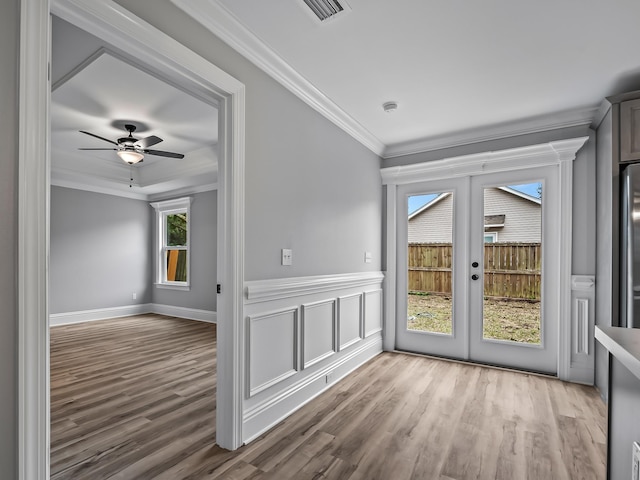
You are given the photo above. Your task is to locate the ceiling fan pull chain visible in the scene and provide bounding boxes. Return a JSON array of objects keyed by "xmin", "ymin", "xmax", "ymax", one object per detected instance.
[{"xmin": 129, "ymin": 165, "xmax": 133, "ymax": 188}]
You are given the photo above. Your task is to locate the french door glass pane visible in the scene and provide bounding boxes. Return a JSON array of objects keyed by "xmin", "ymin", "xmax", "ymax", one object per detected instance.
[
  {"xmin": 482, "ymin": 183, "xmax": 542, "ymax": 344},
  {"xmin": 407, "ymin": 192, "xmax": 453, "ymax": 335}
]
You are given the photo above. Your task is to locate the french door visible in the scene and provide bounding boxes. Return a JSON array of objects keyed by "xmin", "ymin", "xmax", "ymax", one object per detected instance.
[{"xmin": 395, "ymin": 166, "xmax": 559, "ymax": 374}]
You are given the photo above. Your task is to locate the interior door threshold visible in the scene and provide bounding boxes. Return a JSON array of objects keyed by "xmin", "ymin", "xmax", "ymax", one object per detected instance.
[{"xmin": 391, "ymin": 348, "xmax": 557, "ymax": 379}]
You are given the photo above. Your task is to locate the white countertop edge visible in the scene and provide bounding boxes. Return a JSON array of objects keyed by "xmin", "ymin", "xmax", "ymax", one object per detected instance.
[{"xmin": 595, "ymin": 325, "xmax": 640, "ymax": 381}]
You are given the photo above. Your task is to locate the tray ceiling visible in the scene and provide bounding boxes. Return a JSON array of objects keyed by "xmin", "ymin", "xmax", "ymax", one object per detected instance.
[{"xmin": 51, "ymin": 17, "xmax": 219, "ymax": 199}]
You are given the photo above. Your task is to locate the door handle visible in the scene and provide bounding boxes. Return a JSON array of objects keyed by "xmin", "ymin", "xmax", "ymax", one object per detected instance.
[{"xmin": 471, "ymin": 274, "xmax": 480, "ymax": 281}]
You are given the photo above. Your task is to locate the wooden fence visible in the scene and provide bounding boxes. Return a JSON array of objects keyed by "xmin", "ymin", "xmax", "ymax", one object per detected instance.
[{"xmin": 408, "ymin": 242, "xmax": 541, "ymax": 300}]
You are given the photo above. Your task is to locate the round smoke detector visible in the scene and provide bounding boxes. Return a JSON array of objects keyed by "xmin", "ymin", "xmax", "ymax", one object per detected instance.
[{"xmin": 383, "ymin": 101, "xmax": 398, "ymax": 113}]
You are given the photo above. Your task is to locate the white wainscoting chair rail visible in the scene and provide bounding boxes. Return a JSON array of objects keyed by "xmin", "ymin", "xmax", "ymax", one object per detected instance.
[{"xmin": 245, "ymin": 271, "xmax": 385, "ymax": 303}]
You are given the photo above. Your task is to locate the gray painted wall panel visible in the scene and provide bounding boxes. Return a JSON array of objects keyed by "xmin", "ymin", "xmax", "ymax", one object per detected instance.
[
  {"xmin": 152, "ymin": 190, "xmax": 217, "ymax": 311},
  {"xmin": 50, "ymin": 186, "xmax": 153, "ymax": 313},
  {"xmin": 114, "ymin": 0, "xmax": 384, "ymax": 283},
  {"xmin": 0, "ymin": 0, "xmax": 18, "ymax": 475},
  {"xmin": 609, "ymin": 357, "xmax": 640, "ymax": 480},
  {"xmin": 596, "ymin": 111, "xmax": 614, "ymax": 401}
]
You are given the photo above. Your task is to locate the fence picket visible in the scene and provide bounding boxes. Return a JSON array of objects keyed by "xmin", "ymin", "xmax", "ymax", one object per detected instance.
[{"xmin": 408, "ymin": 242, "xmax": 541, "ymax": 299}]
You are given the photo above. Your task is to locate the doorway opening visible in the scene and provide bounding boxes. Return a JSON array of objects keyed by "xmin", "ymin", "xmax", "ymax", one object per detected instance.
[
  {"xmin": 19, "ymin": 0, "xmax": 246, "ymax": 474},
  {"xmin": 393, "ymin": 166, "xmax": 561, "ymax": 375}
]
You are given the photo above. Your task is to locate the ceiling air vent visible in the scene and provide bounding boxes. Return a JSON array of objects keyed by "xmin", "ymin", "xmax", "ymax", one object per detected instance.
[{"xmin": 302, "ymin": 0, "xmax": 346, "ymax": 21}]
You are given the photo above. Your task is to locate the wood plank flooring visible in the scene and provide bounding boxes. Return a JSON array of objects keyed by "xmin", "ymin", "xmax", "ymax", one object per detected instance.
[{"xmin": 51, "ymin": 314, "xmax": 607, "ymax": 479}]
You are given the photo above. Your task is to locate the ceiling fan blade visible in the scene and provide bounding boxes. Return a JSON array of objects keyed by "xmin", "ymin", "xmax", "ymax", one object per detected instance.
[
  {"xmin": 144, "ymin": 149, "xmax": 185, "ymax": 159},
  {"xmin": 135, "ymin": 135, "xmax": 163, "ymax": 149},
  {"xmin": 79, "ymin": 130, "xmax": 118, "ymax": 145},
  {"xmin": 78, "ymin": 148, "xmax": 117, "ymax": 151}
]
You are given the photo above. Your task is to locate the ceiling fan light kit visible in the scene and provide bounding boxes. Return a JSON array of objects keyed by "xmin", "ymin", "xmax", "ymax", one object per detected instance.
[
  {"xmin": 79, "ymin": 123, "xmax": 185, "ymax": 165},
  {"xmin": 117, "ymin": 149, "xmax": 144, "ymax": 164}
]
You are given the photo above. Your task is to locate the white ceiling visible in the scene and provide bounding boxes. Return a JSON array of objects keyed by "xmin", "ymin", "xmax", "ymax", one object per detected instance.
[
  {"xmin": 176, "ymin": 0, "xmax": 640, "ymax": 157},
  {"xmin": 51, "ymin": 17, "xmax": 219, "ymax": 199}
]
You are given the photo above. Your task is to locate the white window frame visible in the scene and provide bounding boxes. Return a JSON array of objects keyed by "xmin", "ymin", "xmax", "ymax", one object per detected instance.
[
  {"xmin": 151, "ymin": 197, "xmax": 193, "ymax": 290},
  {"xmin": 484, "ymin": 232, "xmax": 498, "ymax": 243}
]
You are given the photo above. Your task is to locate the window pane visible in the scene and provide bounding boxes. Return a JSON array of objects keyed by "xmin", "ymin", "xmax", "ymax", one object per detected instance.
[
  {"xmin": 166, "ymin": 213, "xmax": 187, "ymax": 246},
  {"xmin": 407, "ymin": 192, "xmax": 453, "ymax": 335},
  {"xmin": 482, "ymin": 183, "xmax": 541, "ymax": 344},
  {"xmin": 166, "ymin": 250, "xmax": 187, "ymax": 282}
]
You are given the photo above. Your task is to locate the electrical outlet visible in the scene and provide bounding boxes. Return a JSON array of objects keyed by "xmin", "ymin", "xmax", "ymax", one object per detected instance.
[
  {"xmin": 364, "ymin": 251, "xmax": 372, "ymax": 263},
  {"xmin": 325, "ymin": 371, "xmax": 334, "ymax": 384},
  {"xmin": 281, "ymin": 248, "xmax": 293, "ymax": 266},
  {"xmin": 633, "ymin": 442, "xmax": 640, "ymax": 480},
  {"xmin": 132, "ymin": 292, "xmax": 137, "ymax": 300}
]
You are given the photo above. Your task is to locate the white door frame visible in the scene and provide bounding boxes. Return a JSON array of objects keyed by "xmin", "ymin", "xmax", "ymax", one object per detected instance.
[
  {"xmin": 18, "ymin": 0, "xmax": 246, "ymax": 477},
  {"xmin": 381, "ymin": 137, "xmax": 588, "ymax": 381}
]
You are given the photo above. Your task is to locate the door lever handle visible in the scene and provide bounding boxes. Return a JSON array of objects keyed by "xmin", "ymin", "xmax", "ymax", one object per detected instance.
[{"xmin": 471, "ymin": 274, "xmax": 480, "ymax": 281}]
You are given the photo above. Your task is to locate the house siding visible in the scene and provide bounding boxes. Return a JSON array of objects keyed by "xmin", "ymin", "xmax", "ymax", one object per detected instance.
[
  {"xmin": 408, "ymin": 188, "xmax": 540, "ymax": 243},
  {"xmin": 483, "ymin": 188, "xmax": 541, "ymax": 242},
  {"xmin": 408, "ymin": 194, "xmax": 453, "ymax": 243}
]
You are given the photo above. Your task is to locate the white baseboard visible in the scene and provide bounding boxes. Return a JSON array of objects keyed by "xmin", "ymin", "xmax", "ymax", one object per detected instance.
[
  {"xmin": 50, "ymin": 303, "xmax": 216, "ymax": 326},
  {"xmin": 151, "ymin": 304, "xmax": 217, "ymax": 323},
  {"xmin": 242, "ymin": 334, "xmax": 383, "ymax": 443},
  {"xmin": 49, "ymin": 304, "xmax": 153, "ymax": 326}
]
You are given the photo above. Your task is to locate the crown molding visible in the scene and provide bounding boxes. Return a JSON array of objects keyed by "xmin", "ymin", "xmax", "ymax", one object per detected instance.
[
  {"xmin": 382, "ymin": 106, "xmax": 599, "ymax": 159},
  {"xmin": 170, "ymin": 0, "xmax": 385, "ymax": 157},
  {"xmin": 381, "ymin": 136, "xmax": 589, "ymax": 185},
  {"xmin": 173, "ymin": 0, "xmax": 600, "ymax": 161},
  {"xmin": 51, "ymin": 175, "xmax": 149, "ymax": 200},
  {"xmin": 51, "ymin": 175, "xmax": 218, "ymax": 201}
]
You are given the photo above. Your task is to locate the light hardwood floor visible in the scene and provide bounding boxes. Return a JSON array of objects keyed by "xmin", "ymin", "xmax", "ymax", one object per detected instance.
[{"xmin": 51, "ymin": 314, "xmax": 607, "ymax": 479}]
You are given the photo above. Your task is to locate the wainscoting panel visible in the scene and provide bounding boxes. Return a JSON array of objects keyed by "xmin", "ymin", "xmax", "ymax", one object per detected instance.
[
  {"xmin": 301, "ymin": 300, "xmax": 336, "ymax": 369},
  {"xmin": 570, "ymin": 275, "xmax": 595, "ymax": 385},
  {"xmin": 364, "ymin": 289, "xmax": 383, "ymax": 337},
  {"xmin": 339, "ymin": 294, "xmax": 363, "ymax": 350},
  {"xmin": 243, "ymin": 271, "xmax": 384, "ymax": 442},
  {"xmin": 247, "ymin": 308, "xmax": 298, "ymax": 397}
]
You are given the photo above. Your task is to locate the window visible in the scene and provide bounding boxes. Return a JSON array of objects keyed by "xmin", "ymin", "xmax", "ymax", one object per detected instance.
[
  {"xmin": 484, "ymin": 232, "xmax": 498, "ymax": 243},
  {"xmin": 151, "ymin": 197, "xmax": 192, "ymax": 289}
]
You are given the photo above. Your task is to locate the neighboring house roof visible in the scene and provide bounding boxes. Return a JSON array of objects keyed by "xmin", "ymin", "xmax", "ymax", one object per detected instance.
[
  {"xmin": 408, "ymin": 186, "xmax": 541, "ymax": 220},
  {"xmin": 497, "ymin": 186, "xmax": 541, "ymax": 205},
  {"xmin": 408, "ymin": 192, "xmax": 451, "ymax": 220}
]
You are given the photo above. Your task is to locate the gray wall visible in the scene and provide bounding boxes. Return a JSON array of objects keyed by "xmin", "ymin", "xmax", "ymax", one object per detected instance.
[
  {"xmin": 0, "ymin": 0, "xmax": 18, "ymax": 476},
  {"xmin": 596, "ymin": 109, "xmax": 615, "ymax": 402},
  {"xmin": 114, "ymin": 0, "xmax": 383, "ymax": 283},
  {"xmin": 152, "ymin": 190, "xmax": 217, "ymax": 311},
  {"xmin": 50, "ymin": 186, "xmax": 153, "ymax": 313},
  {"xmin": 50, "ymin": 187, "xmax": 217, "ymax": 314},
  {"xmin": 609, "ymin": 357, "xmax": 640, "ymax": 480}
]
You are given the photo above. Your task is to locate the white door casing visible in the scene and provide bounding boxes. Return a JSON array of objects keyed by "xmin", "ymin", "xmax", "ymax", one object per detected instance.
[
  {"xmin": 395, "ymin": 167, "xmax": 558, "ymax": 374},
  {"xmin": 382, "ymin": 137, "xmax": 589, "ymax": 380},
  {"xmin": 19, "ymin": 1, "xmax": 246, "ymax": 478}
]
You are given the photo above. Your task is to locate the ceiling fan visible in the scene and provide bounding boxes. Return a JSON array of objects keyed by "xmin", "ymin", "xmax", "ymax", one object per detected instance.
[{"xmin": 79, "ymin": 124, "xmax": 185, "ymax": 164}]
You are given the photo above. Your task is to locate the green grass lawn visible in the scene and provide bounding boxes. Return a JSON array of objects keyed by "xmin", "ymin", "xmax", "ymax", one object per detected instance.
[{"xmin": 407, "ymin": 292, "xmax": 541, "ymax": 344}]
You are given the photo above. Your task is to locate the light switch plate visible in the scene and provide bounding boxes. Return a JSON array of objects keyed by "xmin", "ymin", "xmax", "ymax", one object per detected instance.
[{"xmin": 281, "ymin": 248, "xmax": 293, "ymax": 266}]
